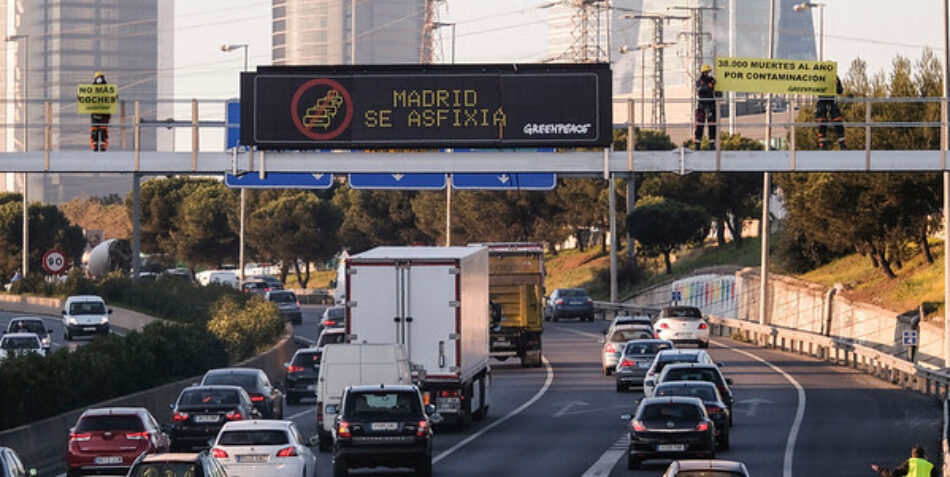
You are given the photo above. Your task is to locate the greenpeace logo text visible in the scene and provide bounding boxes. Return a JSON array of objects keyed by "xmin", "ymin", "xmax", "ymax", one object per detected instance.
[{"xmin": 522, "ymin": 123, "xmax": 592, "ymax": 136}]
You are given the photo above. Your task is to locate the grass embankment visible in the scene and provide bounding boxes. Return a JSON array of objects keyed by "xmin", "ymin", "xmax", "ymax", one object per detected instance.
[
  {"xmin": 283, "ymin": 269, "xmax": 336, "ymax": 289},
  {"xmin": 799, "ymin": 240, "xmax": 946, "ymax": 319},
  {"xmin": 545, "ymin": 238, "xmax": 763, "ymax": 300}
]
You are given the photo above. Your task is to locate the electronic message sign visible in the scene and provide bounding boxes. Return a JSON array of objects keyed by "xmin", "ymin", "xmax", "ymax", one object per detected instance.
[{"xmin": 240, "ymin": 64, "xmax": 611, "ymax": 149}]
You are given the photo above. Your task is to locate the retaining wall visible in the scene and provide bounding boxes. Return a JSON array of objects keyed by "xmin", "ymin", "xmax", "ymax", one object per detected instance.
[{"xmin": 0, "ymin": 294, "xmax": 158, "ymax": 332}]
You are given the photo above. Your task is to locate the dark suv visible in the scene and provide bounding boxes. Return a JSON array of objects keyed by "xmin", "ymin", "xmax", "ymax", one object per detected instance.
[{"xmin": 332, "ymin": 384, "xmax": 440, "ymax": 477}]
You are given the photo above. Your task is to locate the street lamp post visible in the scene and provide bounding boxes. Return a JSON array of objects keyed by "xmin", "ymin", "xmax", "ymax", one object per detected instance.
[
  {"xmin": 221, "ymin": 44, "xmax": 249, "ymax": 279},
  {"xmin": 6, "ymin": 34, "xmax": 28, "ymax": 276},
  {"xmin": 432, "ymin": 23, "xmax": 456, "ymax": 246},
  {"xmin": 793, "ymin": 2, "xmax": 825, "ymax": 61}
]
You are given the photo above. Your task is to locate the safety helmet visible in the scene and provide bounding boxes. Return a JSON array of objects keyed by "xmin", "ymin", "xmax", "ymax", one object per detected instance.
[
  {"xmin": 701, "ymin": 64, "xmax": 712, "ymax": 73},
  {"xmin": 94, "ymin": 71, "xmax": 104, "ymax": 79}
]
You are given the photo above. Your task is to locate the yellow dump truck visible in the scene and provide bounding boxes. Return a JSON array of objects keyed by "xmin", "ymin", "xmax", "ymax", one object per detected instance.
[{"xmin": 476, "ymin": 243, "xmax": 545, "ymax": 367}]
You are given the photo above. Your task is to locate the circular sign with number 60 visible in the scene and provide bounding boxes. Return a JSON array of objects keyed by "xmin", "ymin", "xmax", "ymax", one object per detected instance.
[{"xmin": 42, "ymin": 249, "xmax": 67, "ymax": 275}]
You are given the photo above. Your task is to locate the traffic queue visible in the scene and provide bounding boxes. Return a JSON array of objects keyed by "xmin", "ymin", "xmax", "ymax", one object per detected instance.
[{"xmin": 598, "ymin": 305, "xmax": 751, "ymax": 476}]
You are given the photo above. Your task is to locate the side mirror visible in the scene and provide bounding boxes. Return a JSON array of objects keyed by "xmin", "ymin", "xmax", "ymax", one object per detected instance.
[
  {"xmin": 168, "ymin": 402, "xmax": 176, "ymax": 410},
  {"xmin": 424, "ymin": 404, "xmax": 436, "ymax": 416},
  {"xmin": 430, "ymin": 413, "xmax": 444, "ymax": 425},
  {"xmin": 61, "ymin": 310, "xmax": 66, "ymax": 316},
  {"xmin": 717, "ymin": 362, "xmax": 725, "ymax": 367},
  {"xmin": 620, "ymin": 413, "xmax": 632, "ymax": 421},
  {"xmin": 284, "ymin": 362, "xmax": 291, "ymax": 368},
  {"xmin": 600, "ymin": 329, "xmax": 607, "ymax": 335},
  {"xmin": 108, "ymin": 308, "xmax": 113, "ymax": 314},
  {"xmin": 726, "ymin": 378, "xmax": 733, "ymax": 385},
  {"xmin": 48, "ymin": 329, "xmax": 53, "ymax": 334},
  {"xmin": 307, "ymin": 435, "xmax": 320, "ymax": 447},
  {"xmin": 250, "ymin": 409, "xmax": 262, "ymax": 419}
]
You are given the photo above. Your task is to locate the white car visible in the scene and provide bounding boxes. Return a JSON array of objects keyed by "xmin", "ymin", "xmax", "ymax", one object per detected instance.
[
  {"xmin": 314, "ymin": 327, "xmax": 346, "ymax": 349},
  {"xmin": 643, "ymin": 349, "xmax": 716, "ymax": 397},
  {"xmin": 211, "ymin": 420, "xmax": 316, "ymax": 477},
  {"xmin": 0, "ymin": 332, "xmax": 45, "ymax": 361},
  {"xmin": 62, "ymin": 295, "xmax": 112, "ymax": 340},
  {"xmin": 653, "ymin": 306, "xmax": 710, "ymax": 348}
]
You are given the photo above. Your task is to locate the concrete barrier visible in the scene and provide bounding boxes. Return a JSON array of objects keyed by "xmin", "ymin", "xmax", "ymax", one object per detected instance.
[{"xmin": 0, "ymin": 324, "xmax": 297, "ymax": 477}]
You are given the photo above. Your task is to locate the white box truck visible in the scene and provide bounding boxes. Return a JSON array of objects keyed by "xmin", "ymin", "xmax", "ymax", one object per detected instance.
[
  {"xmin": 314, "ymin": 343, "xmax": 411, "ymax": 451},
  {"xmin": 344, "ymin": 246, "xmax": 492, "ymax": 428}
]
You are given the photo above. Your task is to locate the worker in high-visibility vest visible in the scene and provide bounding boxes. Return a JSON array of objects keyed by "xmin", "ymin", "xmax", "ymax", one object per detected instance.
[
  {"xmin": 871, "ymin": 445, "xmax": 933, "ymax": 476},
  {"xmin": 90, "ymin": 72, "xmax": 111, "ymax": 151}
]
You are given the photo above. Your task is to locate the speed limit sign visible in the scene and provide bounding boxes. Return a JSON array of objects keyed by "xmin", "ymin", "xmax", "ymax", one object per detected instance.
[{"xmin": 42, "ymin": 249, "xmax": 67, "ymax": 275}]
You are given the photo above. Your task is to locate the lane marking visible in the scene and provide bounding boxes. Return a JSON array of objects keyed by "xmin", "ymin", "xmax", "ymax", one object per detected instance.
[
  {"xmin": 718, "ymin": 340, "xmax": 806, "ymax": 477},
  {"xmin": 433, "ymin": 355, "xmax": 554, "ymax": 465},
  {"xmin": 580, "ymin": 434, "xmax": 628, "ymax": 477},
  {"xmin": 287, "ymin": 407, "xmax": 316, "ymax": 421},
  {"xmin": 553, "ymin": 326, "xmax": 604, "ymax": 339}
]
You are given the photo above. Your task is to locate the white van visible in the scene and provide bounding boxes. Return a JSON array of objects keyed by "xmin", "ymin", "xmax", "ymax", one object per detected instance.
[
  {"xmin": 315, "ymin": 343, "xmax": 411, "ymax": 451},
  {"xmin": 62, "ymin": 295, "xmax": 112, "ymax": 340},
  {"xmin": 195, "ymin": 270, "xmax": 238, "ymax": 288}
]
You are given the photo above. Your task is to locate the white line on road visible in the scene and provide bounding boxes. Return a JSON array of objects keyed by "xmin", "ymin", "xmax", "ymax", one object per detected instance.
[
  {"xmin": 580, "ymin": 434, "xmax": 628, "ymax": 477},
  {"xmin": 554, "ymin": 326, "xmax": 604, "ymax": 339},
  {"xmin": 720, "ymin": 341, "xmax": 806, "ymax": 477},
  {"xmin": 433, "ymin": 355, "xmax": 554, "ymax": 465},
  {"xmin": 287, "ymin": 407, "xmax": 316, "ymax": 421}
]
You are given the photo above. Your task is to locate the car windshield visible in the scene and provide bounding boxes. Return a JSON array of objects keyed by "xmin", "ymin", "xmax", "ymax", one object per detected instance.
[
  {"xmin": 203, "ymin": 373, "xmax": 257, "ymax": 389},
  {"xmin": 9, "ymin": 320, "xmax": 45, "ymax": 334},
  {"xmin": 292, "ymin": 351, "xmax": 321, "ymax": 367},
  {"xmin": 663, "ymin": 307, "xmax": 703, "ymax": 319},
  {"xmin": 179, "ymin": 388, "xmax": 240, "ymax": 406},
  {"xmin": 675, "ymin": 472, "xmax": 745, "ymax": 477},
  {"xmin": 654, "ymin": 356, "xmax": 700, "ymax": 374},
  {"xmin": 656, "ymin": 385, "xmax": 717, "ymax": 401},
  {"xmin": 624, "ymin": 341, "xmax": 672, "ymax": 355},
  {"xmin": 217, "ymin": 429, "xmax": 289, "ymax": 446},
  {"xmin": 130, "ymin": 463, "xmax": 198, "ymax": 477},
  {"xmin": 76, "ymin": 415, "xmax": 145, "ymax": 432},
  {"xmin": 345, "ymin": 391, "xmax": 421, "ymax": 419},
  {"xmin": 1, "ymin": 336, "xmax": 39, "ymax": 349},
  {"xmin": 319, "ymin": 333, "xmax": 345, "ymax": 345},
  {"xmin": 559, "ymin": 289, "xmax": 588, "ymax": 297},
  {"xmin": 69, "ymin": 301, "xmax": 106, "ymax": 315},
  {"xmin": 640, "ymin": 403, "xmax": 702, "ymax": 422},
  {"xmin": 610, "ymin": 329, "xmax": 654, "ymax": 343},
  {"xmin": 269, "ymin": 292, "xmax": 296, "ymax": 303},
  {"xmin": 325, "ymin": 308, "xmax": 345, "ymax": 320},
  {"xmin": 664, "ymin": 367, "xmax": 722, "ymax": 384}
]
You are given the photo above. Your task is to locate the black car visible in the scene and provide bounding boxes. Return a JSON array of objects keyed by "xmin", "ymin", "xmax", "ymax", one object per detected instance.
[
  {"xmin": 657, "ymin": 363, "xmax": 735, "ymax": 414},
  {"xmin": 199, "ymin": 368, "xmax": 284, "ymax": 419},
  {"xmin": 249, "ymin": 275, "xmax": 283, "ymax": 289},
  {"xmin": 285, "ymin": 348, "xmax": 322, "ymax": 405},
  {"xmin": 168, "ymin": 385, "xmax": 259, "ymax": 452},
  {"xmin": 320, "ymin": 306, "xmax": 345, "ymax": 333},
  {"xmin": 240, "ymin": 279, "xmax": 282, "ymax": 295},
  {"xmin": 654, "ymin": 381, "xmax": 732, "ymax": 450},
  {"xmin": 266, "ymin": 290, "xmax": 303, "ymax": 324},
  {"xmin": 332, "ymin": 384, "xmax": 440, "ymax": 477},
  {"xmin": 4, "ymin": 317, "xmax": 52, "ymax": 349},
  {"xmin": 544, "ymin": 288, "xmax": 595, "ymax": 322},
  {"xmin": 127, "ymin": 451, "xmax": 228, "ymax": 477},
  {"xmin": 624, "ymin": 396, "xmax": 716, "ymax": 469}
]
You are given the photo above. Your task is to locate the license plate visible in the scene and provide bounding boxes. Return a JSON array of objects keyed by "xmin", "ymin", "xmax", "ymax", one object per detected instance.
[
  {"xmin": 83, "ymin": 327, "xmax": 97, "ymax": 331},
  {"xmin": 675, "ymin": 332, "xmax": 691, "ymax": 337},
  {"xmin": 194, "ymin": 414, "xmax": 220, "ymax": 423},
  {"xmin": 657, "ymin": 444, "xmax": 686, "ymax": 452},
  {"xmin": 570, "ymin": 300, "xmax": 584, "ymax": 305},
  {"xmin": 94, "ymin": 456, "xmax": 122, "ymax": 465},
  {"xmin": 437, "ymin": 397, "xmax": 460, "ymax": 411},
  {"xmin": 237, "ymin": 455, "xmax": 268, "ymax": 463},
  {"xmin": 371, "ymin": 422, "xmax": 399, "ymax": 431},
  {"xmin": 638, "ymin": 362, "xmax": 651, "ymax": 368}
]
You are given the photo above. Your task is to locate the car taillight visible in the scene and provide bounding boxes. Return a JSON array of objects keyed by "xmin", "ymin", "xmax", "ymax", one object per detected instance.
[
  {"xmin": 585, "ymin": 297, "xmax": 593, "ymax": 304},
  {"xmin": 605, "ymin": 343, "xmax": 615, "ymax": 354},
  {"xmin": 620, "ymin": 359, "xmax": 635, "ymax": 367},
  {"xmin": 317, "ymin": 401, "xmax": 324, "ymax": 424},
  {"xmin": 172, "ymin": 412, "xmax": 189, "ymax": 422},
  {"xmin": 439, "ymin": 390, "xmax": 459, "ymax": 398},
  {"xmin": 296, "ymin": 301, "xmax": 301, "ymax": 307},
  {"xmin": 287, "ymin": 365, "xmax": 304, "ymax": 373},
  {"xmin": 211, "ymin": 448, "xmax": 229, "ymax": 458},
  {"xmin": 322, "ymin": 320, "xmax": 334, "ymax": 326},
  {"xmin": 706, "ymin": 405, "xmax": 723, "ymax": 414},
  {"xmin": 276, "ymin": 446, "xmax": 298, "ymax": 457},
  {"xmin": 631, "ymin": 420, "xmax": 646, "ymax": 432},
  {"xmin": 555, "ymin": 299, "xmax": 564, "ymax": 305},
  {"xmin": 69, "ymin": 432, "xmax": 92, "ymax": 441},
  {"xmin": 698, "ymin": 323, "xmax": 708, "ymax": 329},
  {"xmin": 696, "ymin": 422, "xmax": 709, "ymax": 431},
  {"xmin": 249, "ymin": 394, "xmax": 265, "ymax": 402},
  {"xmin": 337, "ymin": 421, "xmax": 351, "ymax": 438},
  {"xmin": 416, "ymin": 420, "xmax": 429, "ymax": 437},
  {"xmin": 126, "ymin": 431, "xmax": 149, "ymax": 440},
  {"xmin": 658, "ymin": 323, "xmax": 670, "ymax": 329},
  {"xmin": 225, "ymin": 410, "xmax": 243, "ymax": 421}
]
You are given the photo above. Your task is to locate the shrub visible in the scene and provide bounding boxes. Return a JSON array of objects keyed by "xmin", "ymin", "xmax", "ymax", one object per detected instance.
[{"xmin": 208, "ymin": 296, "xmax": 285, "ymax": 362}]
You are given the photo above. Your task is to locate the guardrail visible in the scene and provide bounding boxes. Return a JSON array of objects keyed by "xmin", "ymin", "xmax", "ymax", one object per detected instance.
[
  {"xmin": 592, "ymin": 301, "xmax": 660, "ymax": 320},
  {"xmin": 706, "ymin": 315, "xmax": 950, "ymax": 398}
]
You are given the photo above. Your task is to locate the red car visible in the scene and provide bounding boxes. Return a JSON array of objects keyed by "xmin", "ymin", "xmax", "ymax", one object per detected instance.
[{"xmin": 66, "ymin": 407, "xmax": 170, "ymax": 477}]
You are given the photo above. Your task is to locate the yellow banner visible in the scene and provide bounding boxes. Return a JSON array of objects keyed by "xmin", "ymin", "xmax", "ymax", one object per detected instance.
[
  {"xmin": 77, "ymin": 83, "xmax": 118, "ymax": 114},
  {"xmin": 713, "ymin": 57, "xmax": 837, "ymax": 95}
]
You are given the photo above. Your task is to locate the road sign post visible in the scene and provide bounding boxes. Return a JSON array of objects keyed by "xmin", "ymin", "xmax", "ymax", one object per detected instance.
[{"xmin": 42, "ymin": 249, "xmax": 67, "ymax": 275}]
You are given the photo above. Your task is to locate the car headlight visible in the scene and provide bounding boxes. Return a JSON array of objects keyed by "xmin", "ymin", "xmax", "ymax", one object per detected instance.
[
  {"xmin": 41, "ymin": 336, "xmax": 51, "ymax": 346},
  {"xmin": 100, "ymin": 317, "xmax": 109, "ymax": 325},
  {"xmin": 68, "ymin": 318, "xmax": 79, "ymax": 325}
]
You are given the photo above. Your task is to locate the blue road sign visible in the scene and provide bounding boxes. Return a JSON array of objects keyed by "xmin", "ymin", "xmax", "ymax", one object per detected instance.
[
  {"xmin": 348, "ymin": 173, "xmax": 446, "ymax": 190},
  {"xmin": 224, "ymin": 172, "xmax": 332, "ymax": 189},
  {"xmin": 225, "ymin": 100, "xmax": 241, "ymax": 150},
  {"xmin": 902, "ymin": 330, "xmax": 918, "ymax": 346},
  {"xmin": 451, "ymin": 173, "xmax": 557, "ymax": 190},
  {"xmin": 671, "ymin": 290, "xmax": 682, "ymax": 302}
]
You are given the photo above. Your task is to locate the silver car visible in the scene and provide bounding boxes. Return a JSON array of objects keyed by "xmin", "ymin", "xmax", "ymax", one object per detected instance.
[
  {"xmin": 601, "ymin": 326, "xmax": 655, "ymax": 375},
  {"xmin": 615, "ymin": 339, "xmax": 674, "ymax": 391}
]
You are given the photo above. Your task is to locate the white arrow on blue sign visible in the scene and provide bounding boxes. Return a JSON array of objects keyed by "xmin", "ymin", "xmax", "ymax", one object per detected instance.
[
  {"xmin": 348, "ymin": 173, "xmax": 446, "ymax": 190},
  {"xmin": 224, "ymin": 172, "xmax": 332, "ymax": 189},
  {"xmin": 452, "ymin": 173, "xmax": 557, "ymax": 190},
  {"xmin": 902, "ymin": 330, "xmax": 918, "ymax": 346}
]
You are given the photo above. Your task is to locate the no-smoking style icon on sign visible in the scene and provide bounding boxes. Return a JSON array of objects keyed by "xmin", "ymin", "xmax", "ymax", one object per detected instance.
[
  {"xmin": 42, "ymin": 249, "xmax": 67, "ymax": 275},
  {"xmin": 290, "ymin": 78, "xmax": 354, "ymax": 141}
]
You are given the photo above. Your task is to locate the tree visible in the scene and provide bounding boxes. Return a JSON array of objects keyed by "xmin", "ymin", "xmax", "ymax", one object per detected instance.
[
  {"xmin": 246, "ymin": 191, "xmax": 343, "ymax": 286},
  {"xmin": 131, "ymin": 177, "xmax": 220, "ymax": 256},
  {"xmin": 61, "ymin": 197, "xmax": 131, "ymax": 239},
  {"xmin": 333, "ymin": 189, "xmax": 431, "ymax": 252},
  {"xmin": 0, "ymin": 201, "xmax": 85, "ymax": 279},
  {"xmin": 168, "ymin": 182, "xmax": 238, "ymax": 269},
  {"xmin": 626, "ymin": 196, "xmax": 708, "ymax": 274}
]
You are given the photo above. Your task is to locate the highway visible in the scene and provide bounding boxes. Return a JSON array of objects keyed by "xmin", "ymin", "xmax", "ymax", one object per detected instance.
[
  {"xmin": 0, "ymin": 310, "xmax": 126, "ymax": 353},
  {"xmin": 281, "ymin": 306, "xmax": 942, "ymax": 476}
]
